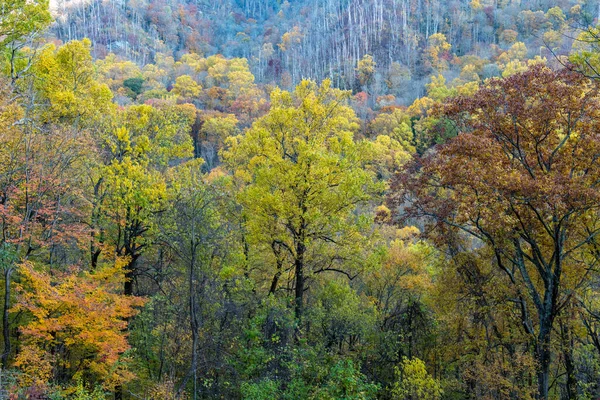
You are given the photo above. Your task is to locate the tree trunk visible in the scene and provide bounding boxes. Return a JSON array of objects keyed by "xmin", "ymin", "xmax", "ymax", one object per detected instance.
[
  {"xmin": 561, "ymin": 320, "xmax": 576, "ymax": 400},
  {"xmin": 269, "ymin": 270, "xmax": 281, "ymax": 295},
  {"xmin": 190, "ymin": 294, "xmax": 198, "ymax": 400},
  {"xmin": 536, "ymin": 323, "xmax": 552, "ymax": 400},
  {"xmin": 90, "ymin": 177, "xmax": 104, "ymax": 270},
  {"xmin": 123, "ymin": 255, "xmax": 139, "ymax": 296},
  {"xmin": 294, "ymin": 240, "xmax": 305, "ymax": 323},
  {"xmin": 1, "ymin": 267, "xmax": 12, "ymax": 368},
  {"xmin": 124, "ymin": 269, "xmax": 134, "ymax": 296},
  {"xmin": 269, "ymin": 242, "xmax": 284, "ymax": 295}
]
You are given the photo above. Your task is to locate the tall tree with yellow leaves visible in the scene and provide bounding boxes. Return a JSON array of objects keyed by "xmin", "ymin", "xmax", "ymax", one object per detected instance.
[{"xmin": 223, "ymin": 79, "xmax": 382, "ymax": 323}]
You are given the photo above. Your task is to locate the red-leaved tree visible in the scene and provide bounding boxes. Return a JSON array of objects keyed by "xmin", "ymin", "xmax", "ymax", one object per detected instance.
[{"xmin": 390, "ymin": 65, "xmax": 600, "ymax": 399}]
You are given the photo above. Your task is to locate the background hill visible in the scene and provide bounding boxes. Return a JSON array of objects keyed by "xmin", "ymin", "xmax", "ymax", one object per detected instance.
[{"xmin": 49, "ymin": 0, "xmax": 597, "ymax": 102}]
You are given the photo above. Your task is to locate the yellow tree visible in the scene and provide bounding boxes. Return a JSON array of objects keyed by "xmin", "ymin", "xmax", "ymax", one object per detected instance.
[
  {"xmin": 356, "ymin": 54, "xmax": 376, "ymax": 89},
  {"xmin": 172, "ymin": 75, "xmax": 202, "ymax": 100},
  {"xmin": 92, "ymin": 104, "xmax": 195, "ymax": 294},
  {"xmin": 222, "ymin": 80, "xmax": 381, "ymax": 322},
  {"xmin": 424, "ymin": 33, "xmax": 451, "ymax": 72},
  {"xmin": 32, "ymin": 39, "xmax": 114, "ymax": 125}
]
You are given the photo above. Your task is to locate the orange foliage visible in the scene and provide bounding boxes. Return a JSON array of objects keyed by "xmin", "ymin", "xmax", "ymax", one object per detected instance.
[{"xmin": 12, "ymin": 260, "xmax": 145, "ymax": 390}]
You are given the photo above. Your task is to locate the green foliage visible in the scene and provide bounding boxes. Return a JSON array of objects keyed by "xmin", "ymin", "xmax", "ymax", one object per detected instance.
[
  {"xmin": 570, "ymin": 26, "xmax": 600, "ymax": 79},
  {"xmin": 223, "ymin": 79, "xmax": 383, "ymax": 320},
  {"xmin": 313, "ymin": 359, "xmax": 380, "ymax": 400},
  {"xmin": 425, "ymin": 75, "xmax": 457, "ymax": 102},
  {"xmin": 309, "ymin": 280, "xmax": 377, "ymax": 351},
  {"xmin": 70, "ymin": 379, "xmax": 107, "ymax": 400},
  {"xmin": 241, "ymin": 379, "xmax": 280, "ymax": 400},
  {"xmin": 123, "ymin": 77, "xmax": 145, "ymax": 98},
  {"xmin": 0, "ymin": 0, "xmax": 51, "ymax": 49}
]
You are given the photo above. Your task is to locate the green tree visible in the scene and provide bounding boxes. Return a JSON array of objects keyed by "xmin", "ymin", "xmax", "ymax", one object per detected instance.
[
  {"xmin": 123, "ymin": 77, "xmax": 145, "ymax": 99},
  {"xmin": 222, "ymin": 79, "xmax": 381, "ymax": 322}
]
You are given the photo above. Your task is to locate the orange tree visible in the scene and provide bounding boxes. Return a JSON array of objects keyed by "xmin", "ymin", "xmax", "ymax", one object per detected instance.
[
  {"xmin": 390, "ymin": 65, "xmax": 600, "ymax": 399},
  {"xmin": 12, "ymin": 260, "xmax": 144, "ymax": 391}
]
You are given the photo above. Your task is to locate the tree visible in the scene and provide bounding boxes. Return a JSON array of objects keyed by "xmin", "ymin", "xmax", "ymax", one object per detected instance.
[
  {"xmin": 424, "ymin": 34, "xmax": 451, "ymax": 72},
  {"xmin": 0, "ymin": 0, "xmax": 51, "ymax": 51},
  {"xmin": 392, "ymin": 357, "xmax": 442, "ymax": 400},
  {"xmin": 197, "ymin": 113, "xmax": 239, "ymax": 169},
  {"xmin": 13, "ymin": 260, "xmax": 144, "ymax": 390},
  {"xmin": 390, "ymin": 65, "xmax": 600, "ymax": 399},
  {"xmin": 0, "ymin": 76, "xmax": 91, "ymax": 368},
  {"xmin": 123, "ymin": 77, "xmax": 145, "ymax": 99},
  {"xmin": 222, "ymin": 80, "xmax": 381, "ymax": 322},
  {"xmin": 0, "ymin": 0, "xmax": 51, "ymax": 86},
  {"xmin": 32, "ymin": 39, "xmax": 113, "ymax": 125},
  {"xmin": 93, "ymin": 104, "xmax": 195, "ymax": 294},
  {"xmin": 159, "ymin": 159, "xmax": 234, "ymax": 397},
  {"xmin": 570, "ymin": 26, "xmax": 600, "ymax": 80},
  {"xmin": 172, "ymin": 75, "xmax": 202, "ymax": 100},
  {"xmin": 356, "ymin": 54, "xmax": 376, "ymax": 89}
]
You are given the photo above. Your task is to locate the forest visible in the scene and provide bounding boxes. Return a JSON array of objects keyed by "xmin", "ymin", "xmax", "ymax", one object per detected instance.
[{"xmin": 2, "ymin": 0, "xmax": 600, "ymax": 399}]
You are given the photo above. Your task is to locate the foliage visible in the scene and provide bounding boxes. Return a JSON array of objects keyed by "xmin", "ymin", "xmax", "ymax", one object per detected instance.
[
  {"xmin": 223, "ymin": 79, "xmax": 382, "ymax": 320},
  {"xmin": 32, "ymin": 39, "xmax": 114, "ymax": 124},
  {"xmin": 13, "ymin": 261, "xmax": 144, "ymax": 390},
  {"xmin": 5, "ymin": 2, "xmax": 600, "ymax": 399},
  {"xmin": 123, "ymin": 77, "xmax": 145, "ymax": 98},
  {"xmin": 0, "ymin": 0, "xmax": 51, "ymax": 50},
  {"xmin": 391, "ymin": 357, "xmax": 442, "ymax": 400},
  {"xmin": 391, "ymin": 65, "xmax": 600, "ymax": 399}
]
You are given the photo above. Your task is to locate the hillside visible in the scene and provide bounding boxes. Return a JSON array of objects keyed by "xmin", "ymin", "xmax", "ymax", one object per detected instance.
[{"xmin": 50, "ymin": 0, "xmax": 596, "ymax": 101}]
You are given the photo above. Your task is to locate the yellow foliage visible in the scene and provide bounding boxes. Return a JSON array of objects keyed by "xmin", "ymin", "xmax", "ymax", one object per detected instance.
[
  {"xmin": 278, "ymin": 26, "xmax": 303, "ymax": 51},
  {"xmin": 33, "ymin": 39, "xmax": 114, "ymax": 124},
  {"xmin": 172, "ymin": 74, "xmax": 202, "ymax": 99}
]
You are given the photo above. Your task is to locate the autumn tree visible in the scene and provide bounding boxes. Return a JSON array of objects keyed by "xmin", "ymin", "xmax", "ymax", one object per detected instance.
[
  {"xmin": 356, "ymin": 54, "xmax": 376, "ymax": 91},
  {"xmin": 196, "ymin": 112, "xmax": 239, "ymax": 169},
  {"xmin": 32, "ymin": 39, "xmax": 113, "ymax": 124},
  {"xmin": 172, "ymin": 75, "xmax": 202, "ymax": 100},
  {"xmin": 424, "ymin": 33, "xmax": 452, "ymax": 73},
  {"xmin": 95, "ymin": 104, "xmax": 195, "ymax": 295},
  {"xmin": 0, "ymin": 74, "xmax": 92, "ymax": 368},
  {"xmin": 13, "ymin": 260, "xmax": 144, "ymax": 391},
  {"xmin": 223, "ymin": 79, "xmax": 381, "ymax": 322},
  {"xmin": 390, "ymin": 65, "xmax": 600, "ymax": 399}
]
